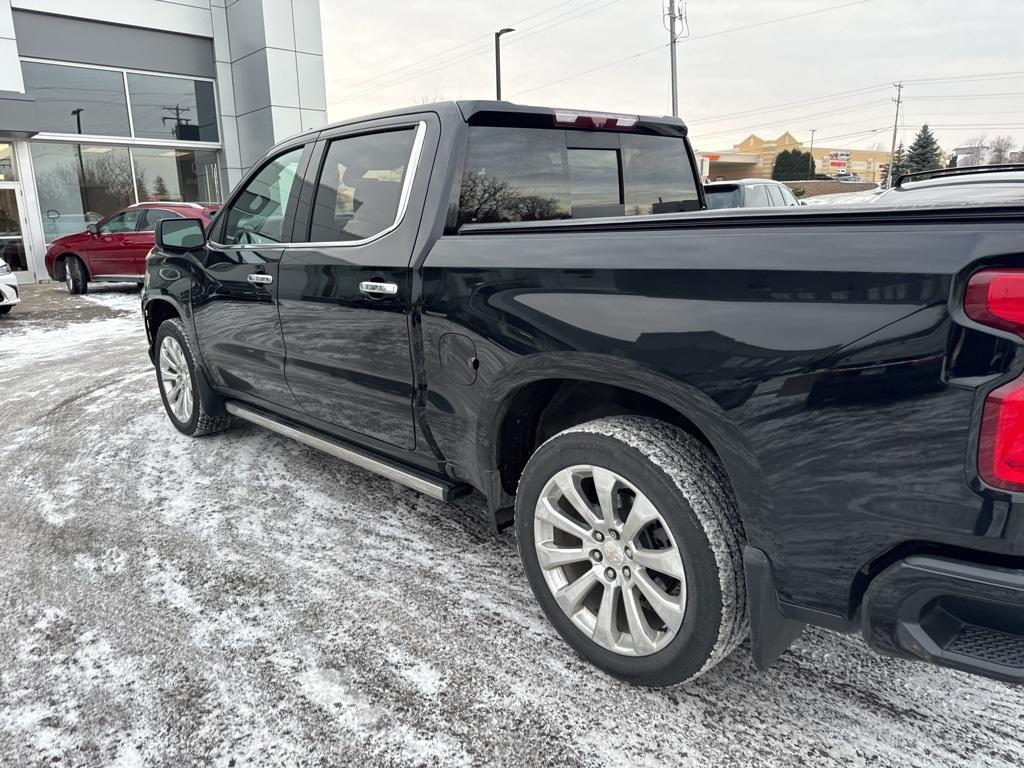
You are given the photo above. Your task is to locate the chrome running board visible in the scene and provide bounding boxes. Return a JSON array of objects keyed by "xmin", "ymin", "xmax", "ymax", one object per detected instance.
[{"xmin": 225, "ymin": 401, "xmax": 463, "ymax": 501}]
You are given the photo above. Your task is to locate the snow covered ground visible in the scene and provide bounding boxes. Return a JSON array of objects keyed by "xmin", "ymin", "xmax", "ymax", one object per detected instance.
[{"xmin": 2, "ymin": 284, "xmax": 1024, "ymax": 767}]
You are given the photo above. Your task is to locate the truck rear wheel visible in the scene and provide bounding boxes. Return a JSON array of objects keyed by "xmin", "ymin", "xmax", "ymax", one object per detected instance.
[{"xmin": 515, "ymin": 416, "xmax": 747, "ymax": 686}]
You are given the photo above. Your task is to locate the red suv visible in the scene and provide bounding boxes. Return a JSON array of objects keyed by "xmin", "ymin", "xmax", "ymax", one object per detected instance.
[{"xmin": 45, "ymin": 202, "xmax": 219, "ymax": 294}]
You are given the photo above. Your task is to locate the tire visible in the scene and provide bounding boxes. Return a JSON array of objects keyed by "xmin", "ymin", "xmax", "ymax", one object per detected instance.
[
  {"xmin": 154, "ymin": 319, "xmax": 231, "ymax": 437},
  {"xmin": 515, "ymin": 416, "xmax": 747, "ymax": 687},
  {"xmin": 0, "ymin": 305, "xmax": 11, "ymax": 315},
  {"xmin": 64, "ymin": 256, "xmax": 88, "ymax": 295}
]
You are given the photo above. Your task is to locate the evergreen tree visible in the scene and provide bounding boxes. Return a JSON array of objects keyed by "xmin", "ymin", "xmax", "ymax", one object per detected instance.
[
  {"xmin": 772, "ymin": 149, "xmax": 815, "ymax": 181},
  {"xmin": 905, "ymin": 124, "xmax": 942, "ymax": 174},
  {"xmin": 883, "ymin": 142, "xmax": 909, "ymax": 186},
  {"xmin": 153, "ymin": 175, "xmax": 170, "ymax": 200}
]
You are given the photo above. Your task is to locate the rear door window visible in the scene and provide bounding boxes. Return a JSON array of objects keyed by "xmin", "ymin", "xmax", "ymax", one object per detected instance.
[
  {"xmin": 744, "ymin": 184, "xmax": 771, "ymax": 208},
  {"xmin": 307, "ymin": 127, "xmax": 418, "ymax": 242},
  {"xmin": 139, "ymin": 208, "xmax": 182, "ymax": 231},
  {"xmin": 766, "ymin": 185, "xmax": 785, "ymax": 207},
  {"xmin": 458, "ymin": 126, "xmax": 699, "ymax": 225}
]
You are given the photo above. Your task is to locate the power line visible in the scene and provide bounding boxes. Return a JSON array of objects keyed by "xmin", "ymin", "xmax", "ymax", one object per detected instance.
[
  {"xmin": 329, "ymin": 0, "xmax": 622, "ymax": 106},
  {"xmin": 903, "ymin": 92, "xmax": 1024, "ymax": 100},
  {"xmin": 689, "ymin": 84, "xmax": 891, "ymax": 123},
  {"xmin": 332, "ymin": 0, "xmax": 580, "ymax": 94},
  {"xmin": 693, "ymin": 97, "xmax": 892, "ymax": 139},
  {"xmin": 511, "ymin": 0, "xmax": 871, "ymax": 98},
  {"xmin": 904, "ymin": 70, "xmax": 1024, "ymax": 85}
]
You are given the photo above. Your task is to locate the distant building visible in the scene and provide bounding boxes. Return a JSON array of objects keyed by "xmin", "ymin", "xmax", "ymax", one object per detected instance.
[
  {"xmin": 0, "ymin": 0, "xmax": 328, "ymax": 281},
  {"xmin": 954, "ymin": 144, "xmax": 990, "ymax": 166},
  {"xmin": 697, "ymin": 132, "xmax": 894, "ymax": 183}
]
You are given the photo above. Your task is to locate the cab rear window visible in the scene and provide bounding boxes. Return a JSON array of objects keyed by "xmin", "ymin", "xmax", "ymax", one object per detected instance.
[{"xmin": 457, "ymin": 126, "xmax": 699, "ymax": 226}]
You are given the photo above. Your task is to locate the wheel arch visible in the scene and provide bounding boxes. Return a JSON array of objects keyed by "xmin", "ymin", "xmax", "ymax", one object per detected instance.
[
  {"xmin": 144, "ymin": 296, "xmax": 186, "ymax": 361},
  {"xmin": 53, "ymin": 252, "xmax": 87, "ymax": 281},
  {"xmin": 476, "ymin": 353, "xmax": 772, "ymax": 539}
]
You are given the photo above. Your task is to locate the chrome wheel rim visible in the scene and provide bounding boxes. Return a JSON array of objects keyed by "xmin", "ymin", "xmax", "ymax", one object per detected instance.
[
  {"xmin": 66, "ymin": 267, "xmax": 74, "ymax": 292},
  {"xmin": 159, "ymin": 336, "xmax": 194, "ymax": 423},
  {"xmin": 533, "ymin": 465, "xmax": 687, "ymax": 656}
]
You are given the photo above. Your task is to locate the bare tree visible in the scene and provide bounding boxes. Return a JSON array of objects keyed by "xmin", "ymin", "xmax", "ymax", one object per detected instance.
[
  {"xmin": 988, "ymin": 135, "xmax": 1017, "ymax": 165},
  {"xmin": 960, "ymin": 135, "xmax": 988, "ymax": 167},
  {"xmin": 415, "ymin": 91, "xmax": 448, "ymax": 105}
]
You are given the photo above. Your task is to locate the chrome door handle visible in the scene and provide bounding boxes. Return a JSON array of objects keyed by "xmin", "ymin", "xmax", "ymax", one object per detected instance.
[
  {"xmin": 359, "ymin": 281, "xmax": 398, "ymax": 296},
  {"xmin": 247, "ymin": 273, "xmax": 273, "ymax": 285}
]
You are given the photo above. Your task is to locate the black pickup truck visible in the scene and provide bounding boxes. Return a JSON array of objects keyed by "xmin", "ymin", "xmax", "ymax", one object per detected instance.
[{"xmin": 142, "ymin": 101, "xmax": 1024, "ymax": 687}]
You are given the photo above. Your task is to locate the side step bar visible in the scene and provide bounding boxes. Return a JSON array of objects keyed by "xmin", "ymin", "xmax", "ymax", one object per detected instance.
[{"xmin": 225, "ymin": 401, "xmax": 469, "ymax": 502}]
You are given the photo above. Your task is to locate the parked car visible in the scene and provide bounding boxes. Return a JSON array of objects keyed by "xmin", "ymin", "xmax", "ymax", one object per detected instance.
[
  {"xmin": 873, "ymin": 164, "xmax": 1024, "ymax": 206},
  {"xmin": 704, "ymin": 178, "xmax": 801, "ymax": 209},
  {"xmin": 0, "ymin": 256, "xmax": 19, "ymax": 315},
  {"xmin": 44, "ymin": 201, "xmax": 219, "ymax": 294},
  {"xmin": 143, "ymin": 101, "xmax": 1024, "ymax": 688}
]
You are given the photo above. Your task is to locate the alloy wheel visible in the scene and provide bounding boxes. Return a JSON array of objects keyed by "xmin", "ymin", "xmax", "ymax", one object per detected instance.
[
  {"xmin": 533, "ymin": 465, "xmax": 687, "ymax": 656},
  {"xmin": 159, "ymin": 335, "xmax": 194, "ymax": 423}
]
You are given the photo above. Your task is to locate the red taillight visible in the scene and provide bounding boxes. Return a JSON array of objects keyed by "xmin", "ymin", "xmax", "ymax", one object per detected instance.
[
  {"xmin": 965, "ymin": 268, "xmax": 1024, "ymax": 336},
  {"xmin": 967, "ymin": 269, "xmax": 1024, "ymax": 490},
  {"xmin": 553, "ymin": 110, "xmax": 638, "ymax": 131},
  {"xmin": 980, "ymin": 381, "xmax": 1024, "ymax": 491}
]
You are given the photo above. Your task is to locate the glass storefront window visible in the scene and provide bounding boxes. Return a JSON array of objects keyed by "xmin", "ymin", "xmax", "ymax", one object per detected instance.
[
  {"xmin": 22, "ymin": 62, "xmax": 132, "ymax": 137},
  {"xmin": 0, "ymin": 143, "xmax": 17, "ymax": 181},
  {"xmin": 133, "ymin": 147, "xmax": 221, "ymax": 203},
  {"xmin": 0, "ymin": 188, "xmax": 27, "ymax": 271},
  {"xmin": 30, "ymin": 142, "xmax": 134, "ymax": 242},
  {"xmin": 128, "ymin": 74, "xmax": 219, "ymax": 142}
]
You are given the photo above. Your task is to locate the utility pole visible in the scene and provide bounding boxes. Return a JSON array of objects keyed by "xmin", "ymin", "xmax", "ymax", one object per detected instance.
[
  {"xmin": 886, "ymin": 81, "xmax": 903, "ymax": 188},
  {"xmin": 807, "ymin": 129, "xmax": 816, "ymax": 180},
  {"xmin": 494, "ymin": 28, "xmax": 514, "ymax": 100},
  {"xmin": 666, "ymin": 0, "xmax": 687, "ymax": 117},
  {"xmin": 161, "ymin": 104, "xmax": 192, "ymax": 139}
]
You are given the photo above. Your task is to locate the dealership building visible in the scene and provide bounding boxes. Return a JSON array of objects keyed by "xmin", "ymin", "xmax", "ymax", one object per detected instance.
[{"xmin": 0, "ymin": 0, "xmax": 327, "ymax": 281}]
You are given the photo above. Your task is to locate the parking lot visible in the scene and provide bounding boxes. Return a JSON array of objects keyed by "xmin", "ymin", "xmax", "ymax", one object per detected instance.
[{"xmin": 2, "ymin": 283, "xmax": 1023, "ymax": 767}]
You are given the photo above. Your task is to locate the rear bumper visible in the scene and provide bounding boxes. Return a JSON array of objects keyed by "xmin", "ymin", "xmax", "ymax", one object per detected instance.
[{"xmin": 862, "ymin": 556, "xmax": 1024, "ymax": 683}]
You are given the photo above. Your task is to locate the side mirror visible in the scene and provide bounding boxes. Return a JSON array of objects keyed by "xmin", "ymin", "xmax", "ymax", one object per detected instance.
[
  {"xmin": 157, "ymin": 218, "xmax": 205, "ymax": 253},
  {"xmin": 86, "ymin": 223, "xmax": 98, "ymax": 234}
]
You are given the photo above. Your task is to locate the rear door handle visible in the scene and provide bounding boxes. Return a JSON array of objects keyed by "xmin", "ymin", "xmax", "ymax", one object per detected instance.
[
  {"xmin": 247, "ymin": 273, "xmax": 273, "ymax": 285},
  {"xmin": 359, "ymin": 281, "xmax": 398, "ymax": 296}
]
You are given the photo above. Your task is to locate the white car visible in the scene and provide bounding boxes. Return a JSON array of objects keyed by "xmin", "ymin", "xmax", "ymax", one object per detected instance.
[{"xmin": 0, "ymin": 257, "xmax": 20, "ymax": 315}]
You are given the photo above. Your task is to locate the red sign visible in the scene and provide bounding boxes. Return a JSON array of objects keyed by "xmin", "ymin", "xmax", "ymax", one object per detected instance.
[
  {"xmin": 704, "ymin": 153, "xmax": 721, "ymax": 160},
  {"xmin": 830, "ymin": 160, "xmax": 847, "ymax": 167}
]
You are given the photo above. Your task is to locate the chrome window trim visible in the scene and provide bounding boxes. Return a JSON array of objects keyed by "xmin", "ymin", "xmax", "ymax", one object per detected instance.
[{"xmin": 208, "ymin": 120, "xmax": 428, "ymax": 251}]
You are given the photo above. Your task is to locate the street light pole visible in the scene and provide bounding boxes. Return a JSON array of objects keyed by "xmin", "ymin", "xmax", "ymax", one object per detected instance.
[
  {"xmin": 494, "ymin": 28, "xmax": 514, "ymax": 100},
  {"xmin": 70, "ymin": 108, "xmax": 90, "ymax": 214}
]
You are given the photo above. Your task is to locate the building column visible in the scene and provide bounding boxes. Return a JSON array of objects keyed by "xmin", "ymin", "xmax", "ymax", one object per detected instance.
[{"xmin": 212, "ymin": 0, "xmax": 327, "ymax": 191}]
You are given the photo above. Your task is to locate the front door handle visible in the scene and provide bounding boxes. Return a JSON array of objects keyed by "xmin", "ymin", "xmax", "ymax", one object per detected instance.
[
  {"xmin": 247, "ymin": 273, "xmax": 273, "ymax": 285},
  {"xmin": 359, "ymin": 281, "xmax": 398, "ymax": 296}
]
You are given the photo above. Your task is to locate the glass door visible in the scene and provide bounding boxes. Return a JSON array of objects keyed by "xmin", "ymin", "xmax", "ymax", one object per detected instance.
[
  {"xmin": 0, "ymin": 184, "xmax": 29, "ymax": 278},
  {"xmin": 0, "ymin": 143, "xmax": 32, "ymax": 280}
]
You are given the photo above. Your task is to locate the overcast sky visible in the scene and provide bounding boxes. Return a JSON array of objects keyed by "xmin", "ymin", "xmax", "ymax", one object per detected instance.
[{"xmin": 321, "ymin": 0, "xmax": 1024, "ymax": 154}]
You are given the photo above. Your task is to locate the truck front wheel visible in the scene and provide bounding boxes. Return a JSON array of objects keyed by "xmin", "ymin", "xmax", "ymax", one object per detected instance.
[
  {"xmin": 515, "ymin": 416, "xmax": 748, "ymax": 686},
  {"xmin": 155, "ymin": 319, "xmax": 230, "ymax": 437}
]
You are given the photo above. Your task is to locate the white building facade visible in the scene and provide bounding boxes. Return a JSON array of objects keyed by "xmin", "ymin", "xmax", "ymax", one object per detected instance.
[{"xmin": 0, "ymin": 0, "xmax": 327, "ymax": 281}]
